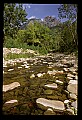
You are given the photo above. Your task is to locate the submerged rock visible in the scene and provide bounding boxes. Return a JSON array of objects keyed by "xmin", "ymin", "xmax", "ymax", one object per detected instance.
[
  {"xmin": 44, "ymin": 90, "xmax": 53, "ymax": 95},
  {"xmin": 36, "ymin": 98, "xmax": 65, "ymax": 111},
  {"xmin": 3, "ymin": 82, "xmax": 20, "ymax": 92}
]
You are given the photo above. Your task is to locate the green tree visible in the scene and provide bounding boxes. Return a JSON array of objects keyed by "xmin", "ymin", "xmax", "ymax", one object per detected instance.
[
  {"xmin": 4, "ymin": 3, "xmax": 27, "ymax": 42},
  {"xmin": 58, "ymin": 4, "xmax": 78, "ymax": 51}
]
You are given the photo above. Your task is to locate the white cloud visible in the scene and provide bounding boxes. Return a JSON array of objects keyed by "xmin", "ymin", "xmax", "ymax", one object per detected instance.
[
  {"xmin": 28, "ymin": 16, "xmax": 36, "ymax": 19},
  {"xmin": 41, "ymin": 18, "xmax": 43, "ymax": 21},
  {"xmin": 27, "ymin": 4, "xmax": 31, "ymax": 8}
]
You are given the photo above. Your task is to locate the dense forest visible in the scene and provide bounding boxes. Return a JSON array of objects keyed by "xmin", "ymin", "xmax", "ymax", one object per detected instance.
[{"xmin": 3, "ymin": 4, "xmax": 78, "ymax": 55}]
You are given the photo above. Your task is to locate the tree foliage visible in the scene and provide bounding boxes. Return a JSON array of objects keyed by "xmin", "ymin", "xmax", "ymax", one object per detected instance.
[{"xmin": 4, "ymin": 3, "xmax": 27, "ymax": 40}]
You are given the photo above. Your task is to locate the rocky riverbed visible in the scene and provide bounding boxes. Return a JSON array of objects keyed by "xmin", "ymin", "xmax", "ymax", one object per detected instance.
[{"xmin": 3, "ymin": 48, "xmax": 78, "ymax": 115}]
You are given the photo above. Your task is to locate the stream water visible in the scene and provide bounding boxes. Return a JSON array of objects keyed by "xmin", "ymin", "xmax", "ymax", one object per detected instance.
[{"xmin": 3, "ymin": 53, "xmax": 78, "ymax": 115}]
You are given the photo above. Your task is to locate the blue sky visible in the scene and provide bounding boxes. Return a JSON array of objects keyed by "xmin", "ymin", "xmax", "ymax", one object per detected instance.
[{"xmin": 23, "ymin": 4, "xmax": 68, "ymax": 22}]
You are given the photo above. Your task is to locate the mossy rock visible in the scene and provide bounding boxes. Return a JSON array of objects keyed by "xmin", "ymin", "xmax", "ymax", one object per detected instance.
[
  {"xmin": 44, "ymin": 90, "xmax": 53, "ymax": 95},
  {"xmin": 46, "ymin": 95, "xmax": 59, "ymax": 100}
]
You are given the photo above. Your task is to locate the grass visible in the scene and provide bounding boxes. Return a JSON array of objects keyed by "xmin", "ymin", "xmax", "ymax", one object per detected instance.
[{"xmin": 5, "ymin": 53, "xmax": 35, "ymax": 60}]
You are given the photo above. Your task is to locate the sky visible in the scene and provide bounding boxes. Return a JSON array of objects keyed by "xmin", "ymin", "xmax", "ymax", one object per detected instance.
[{"xmin": 23, "ymin": 4, "xmax": 68, "ymax": 22}]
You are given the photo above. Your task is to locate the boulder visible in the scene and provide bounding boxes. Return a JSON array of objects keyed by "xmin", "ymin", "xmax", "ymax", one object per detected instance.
[
  {"xmin": 36, "ymin": 98, "xmax": 65, "ymax": 111},
  {"xmin": 3, "ymin": 82, "xmax": 20, "ymax": 92}
]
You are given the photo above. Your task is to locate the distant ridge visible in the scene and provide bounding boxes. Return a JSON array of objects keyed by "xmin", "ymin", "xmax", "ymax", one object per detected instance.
[{"xmin": 20, "ymin": 16, "xmax": 60, "ymax": 30}]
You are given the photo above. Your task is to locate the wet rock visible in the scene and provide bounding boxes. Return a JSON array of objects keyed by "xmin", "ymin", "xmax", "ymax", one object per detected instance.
[
  {"xmin": 36, "ymin": 98, "xmax": 65, "ymax": 111},
  {"xmin": 56, "ymin": 80, "xmax": 63, "ymax": 85},
  {"xmin": 44, "ymin": 108, "xmax": 56, "ymax": 115},
  {"xmin": 71, "ymin": 100, "xmax": 77, "ymax": 109},
  {"xmin": 3, "ymin": 82, "xmax": 20, "ymax": 92},
  {"xmin": 44, "ymin": 83, "xmax": 57, "ymax": 89},
  {"xmin": 5, "ymin": 100, "xmax": 18, "ymax": 104},
  {"xmin": 8, "ymin": 69, "xmax": 14, "ymax": 71},
  {"xmin": 44, "ymin": 90, "xmax": 53, "ymax": 95}
]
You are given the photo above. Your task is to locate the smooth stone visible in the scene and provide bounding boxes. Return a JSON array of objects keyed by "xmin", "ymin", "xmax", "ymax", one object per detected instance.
[
  {"xmin": 5, "ymin": 100, "xmax": 18, "ymax": 104},
  {"xmin": 70, "ymin": 93, "xmax": 77, "ymax": 100},
  {"xmin": 56, "ymin": 80, "xmax": 63, "ymax": 84},
  {"xmin": 45, "ymin": 83, "xmax": 57, "ymax": 89},
  {"xmin": 71, "ymin": 100, "xmax": 77, "ymax": 109},
  {"xmin": 3, "ymin": 82, "xmax": 20, "ymax": 92},
  {"xmin": 36, "ymin": 98, "xmax": 65, "ymax": 111}
]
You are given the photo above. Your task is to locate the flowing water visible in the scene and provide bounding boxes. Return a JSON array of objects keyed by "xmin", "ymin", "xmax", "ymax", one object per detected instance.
[{"xmin": 3, "ymin": 53, "xmax": 78, "ymax": 115}]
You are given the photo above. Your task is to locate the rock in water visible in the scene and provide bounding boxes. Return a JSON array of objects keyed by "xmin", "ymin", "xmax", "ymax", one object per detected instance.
[
  {"xmin": 3, "ymin": 82, "xmax": 20, "ymax": 92},
  {"xmin": 5, "ymin": 100, "xmax": 18, "ymax": 104},
  {"xmin": 36, "ymin": 98, "xmax": 65, "ymax": 111}
]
